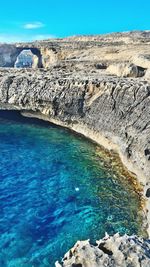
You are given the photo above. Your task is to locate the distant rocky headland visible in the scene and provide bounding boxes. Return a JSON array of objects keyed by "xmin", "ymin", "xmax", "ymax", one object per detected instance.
[{"xmin": 0, "ymin": 31, "xmax": 150, "ymax": 266}]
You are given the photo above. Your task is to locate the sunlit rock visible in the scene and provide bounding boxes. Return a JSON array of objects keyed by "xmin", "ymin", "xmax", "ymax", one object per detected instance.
[
  {"xmin": 56, "ymin": 234, "xmax": 150, "ymax": 267},
  {"xmin": 107, "ymin": 63, "xmax": 139, "ymax": 77}
]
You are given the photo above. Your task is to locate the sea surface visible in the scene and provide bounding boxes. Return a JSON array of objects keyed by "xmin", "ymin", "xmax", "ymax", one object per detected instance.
[{"xmin": 0, "ymin": 111, "xmax": 142, "ymax": 267}]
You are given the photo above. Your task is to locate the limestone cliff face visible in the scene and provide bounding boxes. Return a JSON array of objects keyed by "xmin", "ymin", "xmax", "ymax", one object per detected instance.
[
  {"xmin": 0, "ymin": 67, "xmax": 149, "ymax": 185},
  {"xmin": 0, "ymin": 69, "xmax": 149, "ymax": 266},
  {"xmin": 1, "ymin": 66, "xmax": 149, "ymax": 232}
]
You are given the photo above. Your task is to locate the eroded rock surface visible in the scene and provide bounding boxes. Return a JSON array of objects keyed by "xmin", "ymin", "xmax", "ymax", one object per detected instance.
[
  {"xmin": 55, "ymin": 233, "xmax": 150, "ymax": 267},
  {"xmin": 1, "ymin": 31, "xmax": 150, "ymax": 70}
]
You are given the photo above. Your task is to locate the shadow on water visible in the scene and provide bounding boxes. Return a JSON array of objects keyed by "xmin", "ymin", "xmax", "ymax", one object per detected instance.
[{"xmin": 0, "ymin": 110, "xmax": 56, "ymax": 128}]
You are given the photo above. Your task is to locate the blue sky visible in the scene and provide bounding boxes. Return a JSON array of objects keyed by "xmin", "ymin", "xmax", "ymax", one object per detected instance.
[{"xmin": 0, "ymin": 0, "xmax": 150, "ymax": 42}]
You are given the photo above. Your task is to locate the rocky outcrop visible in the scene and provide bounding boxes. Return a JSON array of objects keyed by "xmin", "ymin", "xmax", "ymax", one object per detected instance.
[
  {"xmin": 133, "ymin": 55, "xmax": 150, "ymax": 69},
  {"xmin": 40, "ymin": 47, "xmax": 59, "ymax": 67},
  {"xmin": 55, "ymin": 233, "xmax": 150, "ymax": 267},
  {"xmin": 1, "ymin": 31, "xmax": 150, "ymax": 69},
  {"xmin": 107, "ymin": 63, "xmax": 139, "ymax": 77}
]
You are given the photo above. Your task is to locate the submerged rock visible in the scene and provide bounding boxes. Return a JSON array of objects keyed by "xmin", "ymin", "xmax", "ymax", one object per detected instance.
[{"xmin": 56, "ymin": 233, "xmax": 150, "ymax": 267}]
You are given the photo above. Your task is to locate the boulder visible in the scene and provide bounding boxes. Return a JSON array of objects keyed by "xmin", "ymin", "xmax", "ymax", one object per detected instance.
[
  {"xmin": 132, "ymin": 54, "xmax": 150, "ymax": 69},
  {"xmin": 107, "ymin": 63, "xmax": 139, "ymax": 77}
]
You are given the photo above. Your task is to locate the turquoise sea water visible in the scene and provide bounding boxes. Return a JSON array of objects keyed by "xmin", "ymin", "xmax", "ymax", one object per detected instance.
[{"xmin": 0, "ymin": 111, "xmax": 142, "ymax": 267}]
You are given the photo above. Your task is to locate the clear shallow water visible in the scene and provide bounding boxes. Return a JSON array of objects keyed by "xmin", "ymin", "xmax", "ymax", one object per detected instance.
[{"xmin": 0, "ymin": 111, "xmax": 142, "ymax": 267}]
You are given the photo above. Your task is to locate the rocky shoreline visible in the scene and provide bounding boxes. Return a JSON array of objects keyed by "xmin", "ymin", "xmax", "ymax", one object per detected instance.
[
  {"xmin": 55, "ymin": 233, "xmax": 150, "ymax": 267},
  {"xmin": 0, "ymin": 31, "xmax": 150, "ymax": 266}
]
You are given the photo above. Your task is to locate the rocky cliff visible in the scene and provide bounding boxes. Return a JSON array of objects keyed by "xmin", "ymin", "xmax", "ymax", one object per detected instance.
[
  {"xmin": 0, "ymin": 31, "xmax": 150, "ymax": 266},
  {"xmin": 0, "ymin": 65, "xmax": 149, "ymax": 228}
]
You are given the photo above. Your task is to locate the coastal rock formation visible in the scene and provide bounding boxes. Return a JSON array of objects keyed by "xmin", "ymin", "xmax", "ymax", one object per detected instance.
[
  {"xmin": 0, "ymin": 31, "xmax": 150, "ymax": 265},
  {"xmin": 55, "ymin": 233, "xmax": 150, "ymax": 267},
  {"xmin": 0, "ymin": 44, "xmax": 43, "ymax": 68},
  {"xmin": 0, "ymin": 31, "xmax": 150, "ymax": 69},
  {"xmin": 0, "ymin": 66, "xmax": 149, "ymax": 184}
]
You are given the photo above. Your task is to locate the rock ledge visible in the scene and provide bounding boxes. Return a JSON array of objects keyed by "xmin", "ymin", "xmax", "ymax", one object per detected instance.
[{"xmin": 56, "ymin": 233, "xmax": 150, "ymax": 267}]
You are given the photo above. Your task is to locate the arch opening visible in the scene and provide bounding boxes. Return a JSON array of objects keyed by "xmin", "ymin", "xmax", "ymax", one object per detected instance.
[
  {"xmin": 15, "ymin": 49, "xmax": 40, "ymax": 68},
  {"xmin": 14, "ymin": 47, "xmax": 43, "ymax": 68}
]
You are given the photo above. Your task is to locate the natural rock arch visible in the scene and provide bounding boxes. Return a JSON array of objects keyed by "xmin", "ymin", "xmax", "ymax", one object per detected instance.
[
  {"xmin": 15, "ymin": 47, "xmax": 43, "ymax": 68},
  {"xmin": 0, "ymin": 44, "xmax": 43, "ymax": 68},
  {"xmin": 15, "ymin": 49, "xmax": 39, "ymax": 68},
  {"xmin": 0, "ymin": 44, "xmax": 59, "ymax": 68}
]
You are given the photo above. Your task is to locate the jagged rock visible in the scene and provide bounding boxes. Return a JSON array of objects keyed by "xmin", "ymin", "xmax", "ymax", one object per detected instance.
[{"xmin": 56, "ymin": 234, "xmax": 150, "ymax": 267}]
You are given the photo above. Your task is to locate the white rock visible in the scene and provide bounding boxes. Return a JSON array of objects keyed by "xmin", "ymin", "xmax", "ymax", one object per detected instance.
[
  {"xmin": 132, "ymin": 54, "xmax": 150, "ymax": 69},
  {"xmin": 107, "ymin": 63, "xmax": 139, "ymax": 78}
]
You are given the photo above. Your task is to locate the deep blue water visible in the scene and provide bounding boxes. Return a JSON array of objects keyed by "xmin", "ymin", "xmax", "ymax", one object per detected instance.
[{"xmin": 0, "ymin": 111, "xmax": 142, "ymax": 267}]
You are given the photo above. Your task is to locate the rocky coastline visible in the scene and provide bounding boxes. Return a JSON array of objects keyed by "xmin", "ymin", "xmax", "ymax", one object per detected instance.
[
  {"xmin": 55, "ymin": 233, "xmax": 150, "ymax": 267},
  {"xmin": 0, "ymin": 31, "xmax": 150, "ymax": 266}
]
